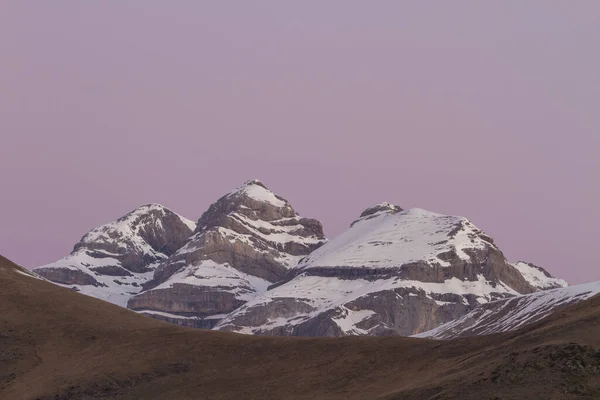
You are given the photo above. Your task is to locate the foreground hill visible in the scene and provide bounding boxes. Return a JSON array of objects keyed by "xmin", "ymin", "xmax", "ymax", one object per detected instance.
[{"xmin": 1, "ymin": 255, "xmax": 599, "ymax": 400}]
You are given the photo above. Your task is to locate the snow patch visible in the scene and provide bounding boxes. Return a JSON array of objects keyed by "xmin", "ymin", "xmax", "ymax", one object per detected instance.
[
  {"xmin": 511, "ymin": 261, "xmax": 568, "ymax": 290},
  {"xmin": 230, "ymin": 180, "xmax": 288, "ymax": 208},
  {"xmin": 298, "ymin": 207, "xmax": 494, "ymax": 270}
]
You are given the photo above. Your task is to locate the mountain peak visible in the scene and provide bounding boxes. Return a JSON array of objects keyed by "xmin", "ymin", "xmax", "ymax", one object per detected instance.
[
  {"xmin": 233, "ymin": 179, "xmax": 268, "ymax": 191},
  {"xmin": 350, "ymin": 202, "xmax": 403, "ymax": 227},
  {"xmin": 244, "ymin": 179, "xmax": 266, "ymax": 187},
  {"xmin": 133, "ymin": 203, "xmax": 168, "ymax": 211},
  {"xmin": 227, "ymin": 179, "xmax": 289, "ymax": 209},
  {"xmin": 119, "ymin": 203, "xmax": 168, "ymax": 219},
  {"xmin": 359, "ymin": 202, "xmax": 403, "ymax": 218},
  {"xmin": 112, "ymin": 203, "xmax": 195, "ymax": 231}
]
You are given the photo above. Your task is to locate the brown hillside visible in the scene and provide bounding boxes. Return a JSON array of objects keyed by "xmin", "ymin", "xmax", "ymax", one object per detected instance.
[{"xmin": 1, "ymin": 255, "xmax": 599, "ymax": 400}]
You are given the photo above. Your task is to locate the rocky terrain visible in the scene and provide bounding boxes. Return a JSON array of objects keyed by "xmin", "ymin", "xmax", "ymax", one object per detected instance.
[
  {"xmin": 34, "ymin": 204, "xmax": 196, "ymax": 306},
  {"xmin": 127, "ymin": 180, "xmax": 327, "ymax": 328},
  {"xmin": 2, "ymin": 254, "xmax": 600, "ymax": 400},
  {"xmin": 215, "ymin": 203, "xmax": 567, "ymax": 336},
  {"xmin": 415, "ymin": 280, "xmax": 600, "ymax": 339}
]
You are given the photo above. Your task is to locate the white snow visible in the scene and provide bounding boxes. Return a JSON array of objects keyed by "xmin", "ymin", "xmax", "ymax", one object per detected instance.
[
  {"xmin": 178, "ymin": 215, "xmax": 197, "ymax": 232},
  {"xmin": 332, "ymin": 308, "xmax": 377, "ymax": 334},
  {"xmin": 297, "ymin": 207, "xmax": 494, "ymax": 269},
  {"xmin": 511, "ymin": 261, "xmax": 568, "ymax": 290},
  {"xmin": 135, "ymin": 310, "xmax": 228, "ymax": 320},
  {"xmin": 229, "ymin": 180, "xmax": 288, "ymax": 208},
  {"xmin": 13, "ymin": 268, "xmax": 45, "ymax": 280},
  {"xmin": 231, "ymin": 212, "xmax": 323, "ymax": 246}
]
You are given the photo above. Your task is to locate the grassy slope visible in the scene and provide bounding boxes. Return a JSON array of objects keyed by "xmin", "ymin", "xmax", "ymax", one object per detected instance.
[{"xmin": 0, "ymin": 255, "xmax": 598, "ymax": 400}]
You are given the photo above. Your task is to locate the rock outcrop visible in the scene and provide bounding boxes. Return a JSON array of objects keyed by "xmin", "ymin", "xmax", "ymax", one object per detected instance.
[
  {"xmin": 127, "ymin": 180, "xmax": 327, "ymax": 327},
  {"xmin": 34, "ymin": 204, "xmax": 196, "ymax": 306},
  {"xmin": 215, "ymin": 204, "xmax": 565, "ymax": 336}
]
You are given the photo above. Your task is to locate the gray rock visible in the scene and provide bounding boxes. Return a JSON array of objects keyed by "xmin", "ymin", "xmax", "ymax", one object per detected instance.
[{"xmin": 35, "ymin": 267, "xmax": 101, "ymax": 286}]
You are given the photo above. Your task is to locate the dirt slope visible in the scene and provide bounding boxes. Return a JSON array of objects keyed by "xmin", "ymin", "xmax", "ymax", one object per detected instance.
[{"xmin": 1, "ymin": 255, "xmax": 598, "ymax": 400}]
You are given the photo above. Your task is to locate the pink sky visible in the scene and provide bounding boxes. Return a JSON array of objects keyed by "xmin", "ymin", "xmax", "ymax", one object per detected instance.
[{"xmin": 1, "ymin": 2, "xmax": 598, "ymax": 284}]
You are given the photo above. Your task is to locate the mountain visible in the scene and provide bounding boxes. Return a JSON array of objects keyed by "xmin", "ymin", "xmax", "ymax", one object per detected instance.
[
  {"xmin": 215, "ymin": 203, "xmax": 564, "ymax": 336},
  {"xmin": 414, "ymin": 280, "xmax": 600, "ymax": 339},
  {"xmin": 127, "ymin": 180, "xmax": 327, "ymax": 328},
  {"xmin": 2, "ymin": 254, "xmax": 600, "ymax": 400},
  {"xmin": 33, "ymin": 204, "xmax": 196, "ymax": 306}
]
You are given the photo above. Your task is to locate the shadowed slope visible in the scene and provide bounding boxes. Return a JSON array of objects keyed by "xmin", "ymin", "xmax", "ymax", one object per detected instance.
[{"xmin": 0, "ymin": 255, "xmax": 599, "ymax": 400}]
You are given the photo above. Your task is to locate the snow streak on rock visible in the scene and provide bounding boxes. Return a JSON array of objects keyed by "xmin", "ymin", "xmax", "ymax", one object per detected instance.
[{"xmin": 414, "ymin": 281, "xmax": 600, "ymax": 339}]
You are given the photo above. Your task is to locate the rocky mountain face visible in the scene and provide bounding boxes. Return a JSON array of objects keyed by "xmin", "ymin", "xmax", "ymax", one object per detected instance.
[
  {"xmin": 214, "ymin": 203, "xmax": 566, "ymax": 337},
  {"xmin": 34, "ymin": 204, "xmax": 196, "ymax": 306},
  {"xmin": 414, "ymin": 281, "xmax": 600, "ymax": 339},
  {"xmin": 126, "ymin": 180, "xmax": 327, "ymax": 328}
]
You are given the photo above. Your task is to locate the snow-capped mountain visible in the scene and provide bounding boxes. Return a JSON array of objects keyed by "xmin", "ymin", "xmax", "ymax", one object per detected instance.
[
  {"xmin": 32, "ymin": 182, "xmax": 573, "ymax": 338},
  {"xmin": 214, "ymin": 203, "xmax": 564, "ymax": 336},
  {"xmin": 34, "ymin": 204, "xmax": 196, "ymax": 306},
  {"xmin": 126, "ymin": 180, "xmax": 327, "ymax": 328},
  {"xmin": 414, "ymin": 281, "xmax": 600, "ymax": 339}
]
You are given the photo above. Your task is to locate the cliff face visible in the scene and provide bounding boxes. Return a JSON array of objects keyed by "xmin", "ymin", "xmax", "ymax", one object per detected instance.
[{"xmin": 127, "ymin": 180, "xmax": 327, "ymax": 326}]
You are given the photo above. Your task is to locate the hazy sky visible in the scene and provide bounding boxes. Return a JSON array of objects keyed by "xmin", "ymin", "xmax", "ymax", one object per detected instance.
[{"xmin": 1, "ymin": 2, "xmax": 598, "ymax": 284}]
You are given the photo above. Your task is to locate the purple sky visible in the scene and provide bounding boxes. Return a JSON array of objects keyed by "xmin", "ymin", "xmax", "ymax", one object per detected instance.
[{"xmin": 1, "ymin": 2, "xmax": 598, "ymax": 284}]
